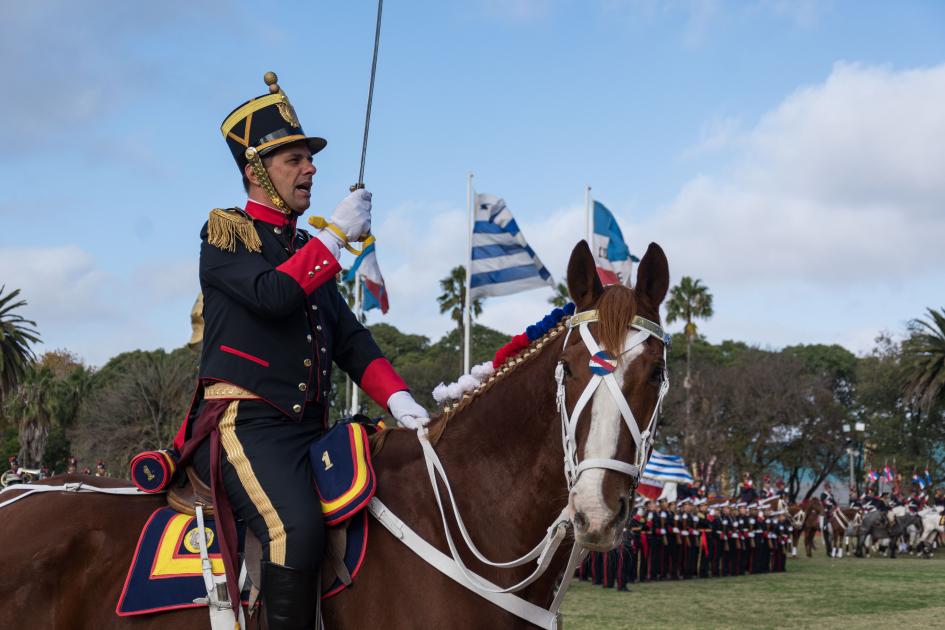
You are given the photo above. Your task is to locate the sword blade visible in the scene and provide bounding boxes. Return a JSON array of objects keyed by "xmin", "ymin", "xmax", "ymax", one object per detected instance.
[{"xmin": 356, "ymin": 0, "xmax": 384, "ymax": 189}]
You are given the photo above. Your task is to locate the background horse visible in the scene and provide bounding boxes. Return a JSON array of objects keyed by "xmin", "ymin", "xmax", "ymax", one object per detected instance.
[
  {"xmin": 0, "ymin": 241, "xmax": 671, "ymax": 629},
  {"xmin": 855, "ymin": 510, "xmax": 908, "ymax": 558},
  {"xmin": 787, "ymin": 503, "xmax": 806, "ymax": 557},
  {"xmin": 801, "ymin": 498, "xmax": 823, "ymax": 558},
  {"xmin": 915, "ymin": 507, "xmax": 944, "ymax": 558},
  {"xmin": 825, "ymin": 507, "xmax": 858, "ymax": 558}
]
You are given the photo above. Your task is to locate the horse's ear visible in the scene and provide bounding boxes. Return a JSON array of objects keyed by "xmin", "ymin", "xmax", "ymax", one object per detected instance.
[
  {"xmin": 634, "ymin": 243, "xmax": 669, "ymax": 307},
  {"xmin": 567, "ymin": 241, "xmax": 603, "ymax": 311}
]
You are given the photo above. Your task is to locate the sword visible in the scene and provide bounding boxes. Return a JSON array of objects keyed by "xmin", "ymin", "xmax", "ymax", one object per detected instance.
[
  {"xmin": 312, "ymin": 0, "xmax": 383, "ymax": 254},
  {"xmin": 352, "ymin": 0, "xmax": 384, "ymax": 192}
]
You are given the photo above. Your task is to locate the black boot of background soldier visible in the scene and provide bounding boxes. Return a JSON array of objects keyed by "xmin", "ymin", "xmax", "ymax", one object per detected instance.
[{"xmin": 261, "ymin": 561, "xmax": 316, "ymax": 630}]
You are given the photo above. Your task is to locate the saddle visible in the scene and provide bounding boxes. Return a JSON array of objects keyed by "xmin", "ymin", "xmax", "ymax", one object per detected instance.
[
  {"xmin": 167, "ymin": 465, "xmax": 363, "ymax": 600},
  {"xmin": 122, "ymin": 415, "xmax": 380, "ymax": 622}
]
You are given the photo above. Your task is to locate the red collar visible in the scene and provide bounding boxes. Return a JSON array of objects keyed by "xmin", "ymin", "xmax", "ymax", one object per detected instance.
[{"xmin": 245, "ymin": 199, "xmax": 298, "ymax": 228}]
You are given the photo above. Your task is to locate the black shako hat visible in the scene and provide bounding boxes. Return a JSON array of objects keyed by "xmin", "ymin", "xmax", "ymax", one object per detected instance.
[{"xmin": 220, "ymin": 71, "xmax": 326, "ymax": 170}]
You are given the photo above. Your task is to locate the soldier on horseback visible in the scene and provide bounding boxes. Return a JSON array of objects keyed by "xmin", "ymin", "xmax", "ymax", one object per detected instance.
[{"xmin": 171, "ymin": 72, "xmax": 430, "ymax": 630}]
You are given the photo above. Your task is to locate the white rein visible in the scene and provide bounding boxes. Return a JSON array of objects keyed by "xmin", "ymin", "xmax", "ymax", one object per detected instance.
[{"xmin": 371, "ymin": 309, "xmax": 669, "ymax": 629}]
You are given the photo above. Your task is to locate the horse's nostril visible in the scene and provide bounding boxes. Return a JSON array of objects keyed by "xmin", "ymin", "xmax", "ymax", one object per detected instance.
[{"xmin": 573, "ymin": 511, "xmax": 589, "ymax": 532}]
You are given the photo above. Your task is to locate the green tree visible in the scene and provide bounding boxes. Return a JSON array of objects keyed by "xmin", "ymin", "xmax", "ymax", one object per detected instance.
[
  {"xmin": 0, "ymin": 287, "xmax": 41, "ymax": 408},
  {"xmin": 437, "ymin": 266, "xmax": 482, "ymax": 369},
  {"xmin": 902, "ymin": 307, "xmax": 945, "ymax": 414},
  {"xmin": 548, "ymin": 281, "xmax": 570, "ymax": 307},
  {"xmin": 664, "ymin": 277, "xmax": 714, "ymax": 431},
  {"xmin": 3, "ymin": 351, "xmax": 89, "ymax": 467},
  {"xmin": 72, "ymin": 347, "xmax": 197, "ymax": 475}
]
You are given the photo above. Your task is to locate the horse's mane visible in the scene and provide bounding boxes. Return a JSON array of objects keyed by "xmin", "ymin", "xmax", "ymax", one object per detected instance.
[{"xmin": 369, "ymin": 285, "xmax": 638, "ymax": 453}]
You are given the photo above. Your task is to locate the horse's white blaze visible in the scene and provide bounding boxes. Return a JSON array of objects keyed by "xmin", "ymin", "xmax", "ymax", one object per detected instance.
[{"xmin": 569, "ymin": 342, "xmax": 645, "ymax": 535}]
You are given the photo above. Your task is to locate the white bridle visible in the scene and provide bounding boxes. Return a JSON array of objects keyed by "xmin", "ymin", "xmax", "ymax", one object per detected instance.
[
  {"xmin": 556, "ymin": 309, "xmax": 670, "ymax": 491},
  {"xmin": 367, "ymin": 308, "xmax": 671, "ymax": 630}
]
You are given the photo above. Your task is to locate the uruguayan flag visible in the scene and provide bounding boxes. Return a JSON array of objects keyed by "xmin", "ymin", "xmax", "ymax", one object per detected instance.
[
  {"xmin": 642, "ymin": 450, "xmax": 693, "ymax": 484},
  {"xmin": 470, "ymin": 194, "xmax": 554, "ymax": 299}
]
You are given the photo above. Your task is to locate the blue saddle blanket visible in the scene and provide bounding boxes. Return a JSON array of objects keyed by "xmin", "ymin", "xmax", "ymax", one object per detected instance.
[
  {"xmin": 118, "ymin": 506, "xmax": 369, "ymax": 616},
  {"xmin": 117, "ymin": 506, "xmax": 228, "ymax": 616}
]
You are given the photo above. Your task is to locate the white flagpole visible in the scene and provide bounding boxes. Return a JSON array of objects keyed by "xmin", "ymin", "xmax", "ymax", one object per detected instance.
[
  {"xmin": 584, "ymin": 184, "xmax": 592, "ymax": 245},
  {"xmin": 351, "ymin": 272, "xmax": 362, "ymax": 415},
  {"xmin": 464, "ymin": 172, "xmax": 474, "ymax": 375}
]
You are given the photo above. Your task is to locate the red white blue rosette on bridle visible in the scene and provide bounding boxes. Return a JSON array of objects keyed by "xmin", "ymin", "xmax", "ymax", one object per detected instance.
[{"xmin": 588, "ymin": 351, "xmax": 617, "ymax": 375}]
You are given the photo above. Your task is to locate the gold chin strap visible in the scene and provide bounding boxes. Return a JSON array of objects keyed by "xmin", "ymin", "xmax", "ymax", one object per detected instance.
[{"xmin": 245, "ymin": 146, "xmax": 291, "ymax": 215}]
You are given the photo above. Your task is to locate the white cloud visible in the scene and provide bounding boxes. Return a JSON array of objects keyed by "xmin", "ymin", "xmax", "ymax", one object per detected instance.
[
  {"xmin": 377, "ymin": 61, "xmax": 945, "ymax": 360},
  {"xmin": 7, "ymin": 61, "xmax": 943, "ymax": 367},
  {"xmin": 0, "ymin": 245, "xmax": 197, "ymax": 365},
  {"xmin": 661, "ymin": 62, "xmax": 945, "ymax": 289}
]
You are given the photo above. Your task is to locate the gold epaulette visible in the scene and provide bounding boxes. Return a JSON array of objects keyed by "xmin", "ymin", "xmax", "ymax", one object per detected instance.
[{"xmin": 207, "ymin": 208, "xmax": 262, "ymax": 253}]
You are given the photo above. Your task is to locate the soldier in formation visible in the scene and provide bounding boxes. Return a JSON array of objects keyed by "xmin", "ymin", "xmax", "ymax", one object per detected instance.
[{"xmin": 578, "ymin": 494, "xmax": 791, "ymax": 591}]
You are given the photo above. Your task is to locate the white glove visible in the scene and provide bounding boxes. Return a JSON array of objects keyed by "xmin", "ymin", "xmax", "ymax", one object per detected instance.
[
  {"xmin": 330, "ymin": 189, "xmax": 372, "ymax": 242},
  {"xmin": 387, "ymin": 390, "xmax": 429, "ymax": 430}
]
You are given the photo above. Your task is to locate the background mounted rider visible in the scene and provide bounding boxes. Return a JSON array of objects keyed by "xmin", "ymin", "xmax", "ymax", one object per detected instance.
[
  {"xmin": 819, "ymin": 482, "xmax": 838, "ymax": 513},
  {"xmin": 760, "ymin": 475, "xmax": 773, "ymax": 499},
  {"xmin": 169, "ymin": 72, "xmax": 430, "ymax": 630},
  {"xmin": 737, "ymin": 472, "xmax": 758, "ymax": 504}
]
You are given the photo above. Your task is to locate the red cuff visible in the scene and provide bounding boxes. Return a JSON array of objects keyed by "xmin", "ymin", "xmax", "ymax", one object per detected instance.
[
  {"xmin": 276, "ymin": 237, "xmax": 342, "ymax": 295},
  {"xmin": 359, "ymin": 358, "xmax": 408, "ymax": 408}
]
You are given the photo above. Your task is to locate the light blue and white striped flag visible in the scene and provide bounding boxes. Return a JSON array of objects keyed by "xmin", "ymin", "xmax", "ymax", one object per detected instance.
[
  {"xmin": 642, "ymin": 450, "xmax": 694, "ymax": 484},
  {"xmin": 470, "ymin": 194, "xmax": 554, "ymax": 299}
]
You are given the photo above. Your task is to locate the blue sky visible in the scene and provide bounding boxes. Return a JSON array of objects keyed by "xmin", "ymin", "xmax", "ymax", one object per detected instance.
[{"xmin": 2, "ymin": 1, "xmax": 944, "ymax": 367}]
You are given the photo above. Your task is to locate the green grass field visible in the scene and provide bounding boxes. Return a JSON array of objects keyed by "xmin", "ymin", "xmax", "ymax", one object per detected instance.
[{"xmin": 561, "ymin": 552, "xmax": 945, "ymax": 629}]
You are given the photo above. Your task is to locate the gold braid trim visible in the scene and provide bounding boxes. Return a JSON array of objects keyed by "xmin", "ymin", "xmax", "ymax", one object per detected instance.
[{"xmin": 207, "ymin": 208, "xmax": 262, "ymax": 253}]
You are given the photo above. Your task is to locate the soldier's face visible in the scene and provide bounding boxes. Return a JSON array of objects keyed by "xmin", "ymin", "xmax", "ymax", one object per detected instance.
[{"xmin": 263, "ymin": 143, "xmax": 317, "ymax": 213}]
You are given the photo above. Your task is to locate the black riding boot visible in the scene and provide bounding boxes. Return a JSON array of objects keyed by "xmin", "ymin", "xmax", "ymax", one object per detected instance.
[{"xmin": 261, "ymin": 561, "xmax": 317, "ymax": 630}]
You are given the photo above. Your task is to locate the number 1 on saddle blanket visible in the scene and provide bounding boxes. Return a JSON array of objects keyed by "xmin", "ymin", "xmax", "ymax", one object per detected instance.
[{"xmin": 119, "ymin": 418, "xmax": 378, "ymax": 617}]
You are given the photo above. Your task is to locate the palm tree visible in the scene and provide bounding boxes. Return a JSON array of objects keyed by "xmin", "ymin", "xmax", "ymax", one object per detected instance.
[
  {"xmin": 665, "ymin": 277, "xmax": 714, "ymax": 425},
  {"xmin": 0, "ymin": 287, "xmax": 40, "ymax": 407},
  {"xmin": 902, "ymin": 307, "xmax": 945, "ymax": 413},
  {"xmin": 548, "ymin": 281, "xmax": 570, "ymax": 307},
  {"xmin": 437, "ymin": 266, "xmax": 482, "ymax": 368},
  {"xmin": 6, "ymin": 365, "xmax": 53, "ymax": 467},
  {"xmin": 5, "ymin": 352, "xmax": 88, "ymax": 468}
]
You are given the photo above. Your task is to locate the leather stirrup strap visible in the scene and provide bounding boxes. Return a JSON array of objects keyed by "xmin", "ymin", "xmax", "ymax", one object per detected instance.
[{"xmin": 327, "ymin": 527, "xmax": 352, "ymax": 586}]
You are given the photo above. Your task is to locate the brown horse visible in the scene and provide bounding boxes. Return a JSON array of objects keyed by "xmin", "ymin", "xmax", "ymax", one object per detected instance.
[
  {"xmin": 0, "ymin": 241, "xmax": 670, "ymax": 629},
  {"xmin": 800, "ymin": 498, "xmax": 824, "ymax": 557},
  {"xmin": 825, "ymin": 506, "xmax": 860, "ymax": 558}
]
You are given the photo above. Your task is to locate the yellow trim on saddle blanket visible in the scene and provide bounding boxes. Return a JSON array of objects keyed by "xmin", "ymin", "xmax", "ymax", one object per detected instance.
[
  {"xmin": 150, "ymin": 513, "xmax": 225, "ymax": 577},
  {"xmin": 319, "ymin": 424, "xmax": 370, "ymax": 515}
]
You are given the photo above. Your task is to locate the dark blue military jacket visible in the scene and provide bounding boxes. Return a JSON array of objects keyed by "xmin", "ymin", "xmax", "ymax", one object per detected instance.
[{"xmin": 173, "ymin": 200, "xmax": 405, "ymax": 450}]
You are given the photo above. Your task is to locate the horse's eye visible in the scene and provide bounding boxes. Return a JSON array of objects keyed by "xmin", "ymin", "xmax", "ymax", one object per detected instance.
[
  {"xmin": 649, "ymin": 365, "xmax": 664, "ymax": 385},
  {"xmin": 562, "ymin": 362, "xmax": 573, "ymax": 378}
]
